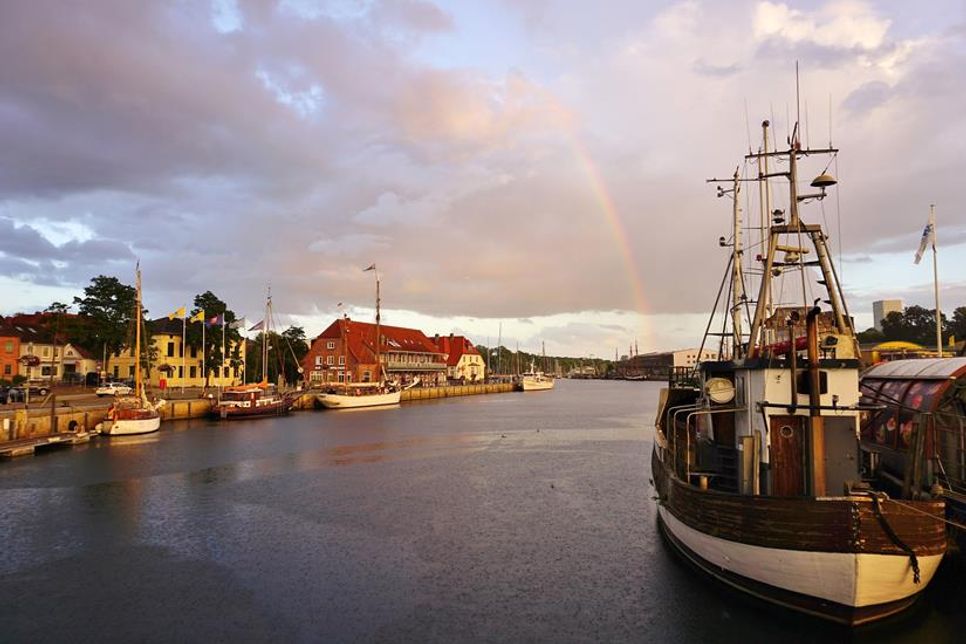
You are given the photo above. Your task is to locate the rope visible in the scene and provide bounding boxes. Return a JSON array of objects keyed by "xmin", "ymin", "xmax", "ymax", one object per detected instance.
[
  {"xmin": 870, "ymin": 493, "xmax": 921, "ymax": 584},
  {"xmin": 885, "ymin": 495, "xmax": 966, "ymax": 533}
]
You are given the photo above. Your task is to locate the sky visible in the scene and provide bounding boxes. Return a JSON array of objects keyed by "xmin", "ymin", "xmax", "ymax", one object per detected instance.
[{"xmin": 1, "ymin": 0, "xmax": 964, "ymax": 358}]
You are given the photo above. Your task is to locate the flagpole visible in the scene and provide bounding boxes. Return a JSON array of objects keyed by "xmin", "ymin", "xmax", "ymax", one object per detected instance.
[
  {"xmin": 202, "ymin": 316, "xmax": 206, "ymax": 390},
  {"xmin": 931, "ymin": 204, "xmax": 942, "ymax": 357},
  {"xmin": 221, "ymin": 315, "xmax": 226, "ymax": 391},
  {"xmin": 181, "ymin": 310, "xmax": 186, "ymax": 394}
]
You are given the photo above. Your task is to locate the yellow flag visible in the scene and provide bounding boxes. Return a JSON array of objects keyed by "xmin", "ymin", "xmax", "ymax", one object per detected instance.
[
  {"xmin": 167, "ymin": 306, "xmax": 185, "ymax": 320},
  {"xmin": 189, "ymin": 310, "xmax": 205, "ymax": 323}
]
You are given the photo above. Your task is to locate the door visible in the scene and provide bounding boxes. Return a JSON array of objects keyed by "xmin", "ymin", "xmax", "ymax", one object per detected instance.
[{"xmin": 769, "ymin": 415, "xmax": 805, "ymax": 496}]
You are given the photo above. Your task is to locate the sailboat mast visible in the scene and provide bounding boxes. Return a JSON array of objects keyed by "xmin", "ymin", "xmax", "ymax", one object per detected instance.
[
  {"xmin": 375, "ymin": 271, "xmax": 381, "ymax": 382},
  {"xmin": 730, "ymin": 168, "xmax": 744, "ymax": 358},
  {"xmin": 262, "ymin": 288, "xmax": 270, "ymax": 383},
  {"xmin": 135, "ymin": 265, "xmax": 142, "ymax": 399}
]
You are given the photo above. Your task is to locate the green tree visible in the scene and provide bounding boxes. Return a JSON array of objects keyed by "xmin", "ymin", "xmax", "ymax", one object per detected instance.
[
  {"xmin": 880, "ymin": 306, "xmax": 949, "ymax": 346},
  {"xmin": 855, "ymin": 327, "xmax": 885, "ymax": 344},
  {"xmin": 949, "ymin": 306, "xmax": 966, "ymax": 345},
  {"xmin": 73, "ymin": 275, "xmax": 137, "ymax": 374},
  {"xmin": 185, "ymin": 290, "xmax": 242, "ymax": 387}
]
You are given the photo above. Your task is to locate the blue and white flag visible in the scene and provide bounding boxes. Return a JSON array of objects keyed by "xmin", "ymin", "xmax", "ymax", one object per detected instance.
[{"xmin": 914, "ymin": 210, "xmax": 936, "ymax": 265}]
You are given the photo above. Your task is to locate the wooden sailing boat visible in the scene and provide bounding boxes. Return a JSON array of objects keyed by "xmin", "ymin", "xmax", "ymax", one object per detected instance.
[
  {"xmin": 520, "ymin": 343, "xmax": 554, "ymax": 391},
  {"xmin": 317, "ymin": 265, "xmax": 404, "ymax": 409},
  {"xmin": 211, "ymin": 290, "xmax": 293, "ymax": 419},
  {"xmin": 651, "ymin": 118, "xmax": 946, "ymax": 625},
  {"xmin": 99, "ymin": 264, "xmax": 163, "ymax": 436}
]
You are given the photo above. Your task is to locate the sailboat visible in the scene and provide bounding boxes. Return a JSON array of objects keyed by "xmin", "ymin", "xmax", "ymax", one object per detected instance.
[
  {"xmin": 98, "ymin": 264, "xmax": 164, "ymax": 436},
  {"xmin": 520, "ymin": 343, "xmax": 554, "ymax": 392},
  {"xmin": 211, "ymin": 290, "xmax": 293, "ymax": 419},
  {"xmin": 650, "ymin": 117, "xmax": 946, "ymax": 625},
  {"xmin": 317, "ymin": 265, "xmax": 405, "ymax": 409}
]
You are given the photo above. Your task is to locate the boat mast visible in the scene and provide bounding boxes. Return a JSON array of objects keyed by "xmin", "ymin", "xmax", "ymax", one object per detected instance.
[
  {"xmin": 374, "ymin": 268, "xmax": 381, "ymax": 383},
  {"xmin": 135, "ymin": 263, "xmax": 143, "ymax": 400},
  {"xmin": 262, "ymin": 287, "xmax": 271, "ymax": 383}
]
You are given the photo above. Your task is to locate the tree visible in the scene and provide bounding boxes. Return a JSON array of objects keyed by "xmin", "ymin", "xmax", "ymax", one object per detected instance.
[
  {"xmin": 185, "ymin": 290, "xmax": 242, "ymax": 387},
  {"xmin": 855, "ymin": 327, "xmax": 885, "ymax": 344},
  {"xmin": 949, "ymin": 306, "xmax": 966, "ymax": 345},
  {"xmin": 880, "ymin": 306, "xmax": 949, "ymax": 346},
  {"xmin": 73, "ymin": 275, "xmax": 137, "ymax": 373},
  {"xmin": 244, "ymin": 325, "xmax": 308, "ymax": 386}
]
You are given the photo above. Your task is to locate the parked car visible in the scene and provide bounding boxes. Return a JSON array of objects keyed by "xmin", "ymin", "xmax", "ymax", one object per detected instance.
[
  {"xmin": 95, "ymin": 382, "xmax": 133, "ymax": 397},
  {"xmin": 24, "ymin": 380, "xmax": 50, "ymax": 396}
]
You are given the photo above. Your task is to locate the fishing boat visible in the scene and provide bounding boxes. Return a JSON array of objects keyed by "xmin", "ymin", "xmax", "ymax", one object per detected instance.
[
  {"xmin": 317, "ymin": 265, "xmax": 405, "ymax": 410},
  {"xmin": 211, "ymin": 291, "xmax": 294, "ymax": 419},
  {"xmin": 99, "ymin": 265, "xmax": 164, "ymax": 436},
  {"xmin": 520, "ymin": 361, "xmax": 554, "ymax": 392},
  {"xmin": 651, "ymin": 118, "xmax": 946, "ymax": 626},
  {"xmin": 213, "ymin": 382, "xmax": 291, "ymax": 419}
]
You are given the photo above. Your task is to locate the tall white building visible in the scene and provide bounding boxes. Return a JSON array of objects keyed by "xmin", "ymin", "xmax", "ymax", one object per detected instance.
[{"xmin": 872, "ymin": 299, "xmax": 903, "ymax": 332}]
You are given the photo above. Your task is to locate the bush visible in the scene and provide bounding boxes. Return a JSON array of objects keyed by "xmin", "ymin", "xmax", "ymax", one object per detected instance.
[{"xmin": 11, "ymin": 374, "xmax": 27, "ymax": 386}]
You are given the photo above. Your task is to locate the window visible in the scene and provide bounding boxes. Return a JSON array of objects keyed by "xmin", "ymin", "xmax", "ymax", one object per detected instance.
[
  {"xmin": 113, "ymin": 366, "xmax": 119, "ymax": 378},
  {"xmin": 179, "ymin": 343, "xmax": 183, "ymax": 358},
  {"xmin": 338, "ymin": 356, "xmax": 345, "ymax": 365},
  {"xmin": 43, "ymin": 347, "xmax": 50, "ymax": 356},
  {"xmin": 363, "ymin": 370, "xmax": 371, "ymax": 382},
  {"xmin": 167, "ymin": 342, "xmax": 175, "ymax": 357},
  {"xmin": 3, "ymin": 341, "xmax": 13, "ymax": 353},
  {"xmin": 178, "ymin": 366, "xmax": 183, "ymax": 378},
  {"xmin": 129, "ymin": 366, "xmax": 135, "ymax": 377},
  {"xmin": 326, "ymin": 355, "xmax": 334, "ymax": 365},
  {"xmin": 3, "ymin": 364, "xmax": 10, "ymax": 375},
  {"xmin": 190, "ymin": 346, "xmax": 197, "ymax": 358},
  {"xmin": 190, "ymin": 366, "xmax": 197, "ymax": 379},
  {"xmin": 326, "ymin": 341, "xmax": 335, "ymax": 349},
  {"xmin": 315, "ymin": 356, "xmax": 322, "ymax": 366},
  {"xmin": 224, "ymin": 367, "xmax": 229, "ymax": 378},
  {"xmin": 42, "ymin": 366, "xmax": 52, "ymax": 376}
]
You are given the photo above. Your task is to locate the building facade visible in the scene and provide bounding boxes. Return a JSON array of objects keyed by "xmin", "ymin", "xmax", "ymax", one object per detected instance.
[
  {"xmin": 872, "ymin": 299, "xmax": 903, "ymax": 332},
  {"xmin": 0, "ymin": 329, "xmax": 20, "ymax": 381},
  {"xmin": 430, "ymin": 334, "xmax": 485, "ymax": 382},
  {"xmin": 302, "ymin": 318, "xmax": 448, "ymax": 387},
  {"xmin": 110, "ymin": 317, "xmax": 246, "ymax": 389}
]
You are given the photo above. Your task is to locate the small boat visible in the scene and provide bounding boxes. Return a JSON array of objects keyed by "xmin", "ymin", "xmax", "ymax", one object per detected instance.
[
  {"xmin": 211, "ymin": 291, "xmax": 294, "ymax": 420},
  {"xmin": 317, "ymin": 264, "xmax": 409, "ymax": 410},
  {"xmin": 99, "ymin": 264, "xmax": 164, "ymax": 436},
  {"xmin": 317, "ymin": 382, "xmax": 403, "ymax": 409},
  {"xmin": 520, "ymin": 361, "xmax": 554, "ymax": 391},
  {"xmin": 211, "ymin": 382, "xmax": 292, "ymax": 419},
  {"xmin": 651, "ymin": 117, "xmax": 946, "ymax": 625}
]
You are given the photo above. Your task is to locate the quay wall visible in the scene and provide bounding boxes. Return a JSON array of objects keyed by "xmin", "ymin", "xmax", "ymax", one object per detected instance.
[{"xmin": 1, "ymin": 383, "xmax": 514, "ymax": 443}]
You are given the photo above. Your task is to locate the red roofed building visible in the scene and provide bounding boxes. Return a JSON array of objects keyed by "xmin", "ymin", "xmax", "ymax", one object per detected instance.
[
  {"xmin": 430, "ymin": 333, "xmax": 486, "ymax": 382},
  {"xmin": 302, "ymin": 318, "xmax": 448, "ymax": 387}
]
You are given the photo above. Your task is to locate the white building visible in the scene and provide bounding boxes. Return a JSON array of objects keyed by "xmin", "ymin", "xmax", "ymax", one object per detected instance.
[{"xmin": 872, "ymin": 299, "xmax": 903, "ymax": 332}]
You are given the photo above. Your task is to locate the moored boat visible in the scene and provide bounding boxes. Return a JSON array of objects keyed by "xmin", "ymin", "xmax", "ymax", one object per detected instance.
[
  {"xmin": 651, "ymin": 117, "xmax": 946, "ymax": 625},
  {"xmin": 99, "ymin": 264, "xmax": 164, "ymax": 436},
  {"xmin": 211, "ymin": 383, "xmax": 292, "ymax": 419},
  {"xmin": 317, "ymin": 382, "xmax": 402, "ymax": 409}
]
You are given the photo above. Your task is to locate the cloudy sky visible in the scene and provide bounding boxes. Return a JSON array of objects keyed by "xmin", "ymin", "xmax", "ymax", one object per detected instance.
[{"xmin": 1, "ymin": 0, "xmax": 964, "ymax": 357}]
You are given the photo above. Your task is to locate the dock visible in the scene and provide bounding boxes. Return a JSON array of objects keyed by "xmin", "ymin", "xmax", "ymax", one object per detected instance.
[{"xmin": 0, "ymin": 431, "xmax": 92, "ymax": 459}]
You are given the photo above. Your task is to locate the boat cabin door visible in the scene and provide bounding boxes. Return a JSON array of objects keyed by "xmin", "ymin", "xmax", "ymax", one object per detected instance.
[{"xmin": 769, "ymin": 415, "xmax": 805, "ymax": 496}]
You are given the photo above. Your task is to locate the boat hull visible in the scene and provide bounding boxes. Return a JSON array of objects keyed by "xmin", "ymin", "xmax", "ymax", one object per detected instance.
[
  {"xmin": 651, "ymin": 446, "xmax": 946, "ymax": 625},
  {"xmin": 520, "ymin": 378, "xmax": 554, "ymax": 391},
  {"xmin": 317, "ymin": 391, "xmax": 401, "ymax": 409},
  {"xmin": 211, "ymin": 400, "xmax": 291, "ymax": 420},
  {"xmin": 99, "ymin": 415, "xmax": 161, "ymax": 436}
]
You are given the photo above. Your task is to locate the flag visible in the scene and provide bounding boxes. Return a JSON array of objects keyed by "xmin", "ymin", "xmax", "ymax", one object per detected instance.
[
  {"xmin": 189, "ymin": 310, "xmax": 205, "ymax": 323},
  {"xmin": 207, "ymin": 314, "xmax": 224, "ymax": 327},
  {"xmin": 363, "ymin": 263, "xmax": 376, "ymax": 272},
  {"xmin": 248, "ymin": 320, "xmax": 265, "ymax": 331},
  {"xmin": 167, "ymin": 306, "xmax": 185, "ymax": 320},
  {"xmin": 914, "ymin": 211, "xmax": 936, "ymax": 265},
  {"xmin": 229, "ymin": 317, "xmax": 247, "ymax": 330}
]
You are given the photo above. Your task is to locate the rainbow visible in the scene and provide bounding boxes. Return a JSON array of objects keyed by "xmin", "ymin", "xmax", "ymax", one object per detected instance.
[{"xmin": 567, "ymin": 134, "xmax": 651, "ymax": 346}]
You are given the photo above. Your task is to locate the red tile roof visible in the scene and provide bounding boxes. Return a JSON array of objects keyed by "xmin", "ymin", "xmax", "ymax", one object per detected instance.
[
  {"xmin": 430, "ymin": 334, "xmax": 481, "ymax": 367},
  {"xmin": 315, "ymin": 318, "xmax": 445, "ymax": 363}
]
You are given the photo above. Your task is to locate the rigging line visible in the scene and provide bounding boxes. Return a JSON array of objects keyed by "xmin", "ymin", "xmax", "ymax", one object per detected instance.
[
  {"xmin": 834, "ymin": 154, "xmax": 844, "ymax": 281},
  {"xmin": 694, "ymin": 254, "xmax": 734, "ymax": 379},
  {"xmin": 885, "ymin": 497, "xmax": 966, "ymax": 533}
]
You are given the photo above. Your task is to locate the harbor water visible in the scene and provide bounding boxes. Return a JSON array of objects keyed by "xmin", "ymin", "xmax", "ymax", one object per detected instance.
[{"xmin": 1, "ymin": 380, "xmax": 963, "ymax": 642}]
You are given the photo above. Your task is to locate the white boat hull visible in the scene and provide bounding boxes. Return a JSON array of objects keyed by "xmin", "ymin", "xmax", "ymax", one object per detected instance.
[
  {"xmin": 317, "ymin": 390, "xmax": 401, "ymax": 409},
  {"xmin": 98, "ymin": 416, "xmax": 161, "ymax": 436},
  {"xmin": 521, "ymin": 378, "xmax": 554, "ymax": 391},
  {"xmin": 657, "ymin": 505, "xmax": 942, "ymax": 619}
]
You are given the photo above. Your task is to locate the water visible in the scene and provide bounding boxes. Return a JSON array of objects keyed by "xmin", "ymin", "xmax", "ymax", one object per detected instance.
[{"xmin": 0, "ymin": 380, "xmax": 962, "ymax": 642}]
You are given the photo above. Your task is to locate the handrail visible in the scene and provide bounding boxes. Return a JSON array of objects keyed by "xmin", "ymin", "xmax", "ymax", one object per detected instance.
[{"xmin": 684, "ymin": 407, "xmax": 742, "ymax": 481}]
